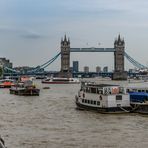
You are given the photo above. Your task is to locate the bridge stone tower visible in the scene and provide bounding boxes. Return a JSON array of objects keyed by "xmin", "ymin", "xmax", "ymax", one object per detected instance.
[
  {"xmin": 59, "ymin": 35, "xmax": 72, "ymax": 78},
  {"xmin": 112, "ymin": 34, "xmax": 127, "ymax": 80}
]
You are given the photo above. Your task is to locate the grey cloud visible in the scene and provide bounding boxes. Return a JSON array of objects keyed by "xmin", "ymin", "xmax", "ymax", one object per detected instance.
[
  {"xmin": 0, "ymin": 27, "xmax": 43, "ymax": 39},
  {"xmin": 20, "ymin": 32, "xmax": 42, "ymax": 39}
]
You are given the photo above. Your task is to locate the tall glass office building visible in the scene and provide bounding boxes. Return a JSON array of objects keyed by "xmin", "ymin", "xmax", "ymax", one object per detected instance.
[{"xmin": 73, "ymin": 61, "xmax": 79, "ymax": 72}]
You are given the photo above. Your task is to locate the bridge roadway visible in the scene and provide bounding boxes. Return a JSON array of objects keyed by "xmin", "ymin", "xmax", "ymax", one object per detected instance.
[
  {"xmin": 4, "ymin": 71, "xmax": 138, "ymax": 78},
  {"xmin": 70, "ymin": 48, "xmax": 115, "ymax": 52}
]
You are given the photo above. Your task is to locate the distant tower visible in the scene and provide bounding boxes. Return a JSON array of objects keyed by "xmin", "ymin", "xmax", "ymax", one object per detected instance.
[
  {"xmin": 84, "ymin": 66, "xmax": 89, "ymax": 73},
  {"xmin": 59, "ymin": 35, "xmax": 72, "ymax": 78},
  {"xmin": 103, "ymin": 66, "xmax": 108, "ymax": 73},
  {"xmin": 96, "ymin": 66, "xmax": 101, "ymax": 73},
  {"xmin": 112, "ymin": 34, "xmax": 127, "ymax": 80},
  {"xmin": 73, "ymin": 61, "xmax": 79, "ymax": 72}
]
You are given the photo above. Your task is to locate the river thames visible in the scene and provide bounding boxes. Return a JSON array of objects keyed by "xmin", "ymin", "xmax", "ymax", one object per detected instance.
[{"xmin": 0, "ymin": 79, "xmax": 148, "ymax": 148}]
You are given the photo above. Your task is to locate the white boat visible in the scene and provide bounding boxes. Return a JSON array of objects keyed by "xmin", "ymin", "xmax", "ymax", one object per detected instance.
[
  {"xmin": 75, "ymin": 82, "xmax": 131, "ymax": 113},
  {"xmin": 42, "ymin": 77, "xmax": 80, "ymax": 84}
]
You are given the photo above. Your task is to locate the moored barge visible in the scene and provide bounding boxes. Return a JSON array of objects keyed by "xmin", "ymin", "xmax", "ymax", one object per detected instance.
[
  {"xmin": 128, "ymin": 91, "xmax": 148, "ymax": 114},
  {"xmin": 10, "ymin": 80, "xmax": 40, "ymax": 96}
]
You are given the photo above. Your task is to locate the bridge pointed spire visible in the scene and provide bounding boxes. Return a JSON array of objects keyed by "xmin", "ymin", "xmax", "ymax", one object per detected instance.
[
  {"xmin": 64, "ymin": 34, "xmax": 67, "ymax": 42},
  {"xmin": 114, "ymin": 34, "xmax": 124, "ymax": 46},
  {"xmin": 118, "ymin": 34, "xmax": 121, "ymax": 42}
]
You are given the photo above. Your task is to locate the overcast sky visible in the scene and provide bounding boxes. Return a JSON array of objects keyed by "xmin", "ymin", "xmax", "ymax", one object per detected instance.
[{"xmin": 0, "ymin": 0, "xmax": 148, "ymax": 71}]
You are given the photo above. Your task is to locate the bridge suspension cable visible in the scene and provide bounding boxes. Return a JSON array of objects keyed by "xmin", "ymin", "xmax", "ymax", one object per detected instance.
[
  {"xmin": 3, "ymin": 52, "xmax": 61, "ymax": 74},
  {"xmin": 27, "ymin": 52, "xmax": 61, "ymax": 73},
  {"xmin": 3, "ymin": 66, "xmax": 20, "ymax": 73},
  {"xmin": 41, "ymin": 52, "xmax": 61, "ymax": 69},
  {"xmin": 124, "ymin": 51, "xmax": 147, "ymax": 69}
]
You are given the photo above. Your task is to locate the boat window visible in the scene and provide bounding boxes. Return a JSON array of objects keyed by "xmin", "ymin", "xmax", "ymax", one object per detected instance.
[
  {"xmin": 146, "ymin": 90, "xmax": 148, "ymax": 93},
  {"xmin": 85, "ymin": 99, "xmax": 87, "ymax": 103},
  {"xmin": 94, "ymin": 101, "xmax": 96, "ymax": 105},
  {"xmin": 119, "ymin": 87, "xmax": 124, "ymax": 93},
  {"xmin": 91, "ymin": 87, "xmax": 97, "ymax": 93},
  {"xmin": 97, "ymin": 101, "xmax": 100, "ymax": 105},
  {"xmin": 117, "ymin": 104, "xmax": 121, "ymax": 107},
  {"xmin": 142, "ymin": 90, "xmax": 145, "ymax": 92},
  {"xmin": 97, "ymin": 89, "xmax": 99, "ymax": 93},
  {"xmin": 97, "ymin": 89, "xmax": 103, "ymax": 94},
  {"xmin": 133, "ymin": 89, "xmax": 137, "ymax": 92},
  {"xmin": 116, "ymin": 95, "xmax": 122, "ymax": 100},
  {"xmin": 88, "ymin": 100, "xmax": 90, "ymax": 104},
  {"xmin": 91, "ymin": 100, "xmax": 93, "ymax": 104},
  {"xmin": 86, "ymin": 87, "xmax": 90, "ymax": 93},
  {"xmin": 82, "ymin": 99, "xmax": 84, "ymax": 103},
  {"xmin": 111, "ymin": 87, "xmax": 119, "ymax": 94},
  {"xmin": 127, "ymin": 88, "xmax": 134, "ymax": 93},
  {"xmin": 138, "ymin": 90, "xmax": 141, "ymax": 92},
  {"xmin": 100, "ymin": 91, "xmax": 103, "ymax": 94}
]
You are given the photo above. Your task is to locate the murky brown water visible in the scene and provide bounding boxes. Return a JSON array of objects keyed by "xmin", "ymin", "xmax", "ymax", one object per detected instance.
[{"xmin": 0, "ymin": 79, "xmax": 148, "ymax": 148}]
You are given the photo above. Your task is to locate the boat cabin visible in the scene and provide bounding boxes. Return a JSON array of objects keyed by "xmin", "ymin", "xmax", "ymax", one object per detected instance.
[
  {"xmin": 76, "ymin": 82, "xmax": 131, "ymax": 112},
  {"xmin": 81, "ymin": 82, "xmax": 127, "ymax": 95}
]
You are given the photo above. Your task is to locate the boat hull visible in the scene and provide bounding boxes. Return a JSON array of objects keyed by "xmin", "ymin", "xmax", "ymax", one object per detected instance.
[
  {"xmin": 0, "ymin": 85, "xmax": 14, "ymax": 88},
  {"xmin": 129, "ymin": 92, "xmax": 148, "ymax": 114},
  {"xmin": 76, "ymin": 101, "xmax": 131, "ymax": 114},
  {"xmin": 130, "ymin": 103, "xmax": 148, "ymax": 114},
  {"xmin": 10, "ymin": 88, "xmax": 40, "ymax": 96},
  {"xmin": 42, "ymin": 81, "xmax": 79, "ymax": 84}
]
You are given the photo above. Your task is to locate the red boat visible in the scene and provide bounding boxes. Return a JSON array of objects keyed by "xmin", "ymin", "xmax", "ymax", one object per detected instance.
[
  {"xmin": 42, "ymin": 77, "xmax": 80, "ymax": 84},
  {"xmin": 0, "ymin": 79, "xmax": 16, "ymax": 88}
]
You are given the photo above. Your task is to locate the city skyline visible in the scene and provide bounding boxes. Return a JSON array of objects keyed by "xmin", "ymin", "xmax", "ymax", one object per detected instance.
[{"xmin": 0, "ymin": 0, "xmax": 148, "ymax": 71}]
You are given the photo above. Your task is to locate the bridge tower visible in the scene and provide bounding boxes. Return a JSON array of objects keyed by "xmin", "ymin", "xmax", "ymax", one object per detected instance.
[
  {"xmin": 59, "ymin": 35, "xmax": 72, "ymax": 78},
  {"xmin": 112, "ymin": 34, "xmax": 127, "ymax": 80}
]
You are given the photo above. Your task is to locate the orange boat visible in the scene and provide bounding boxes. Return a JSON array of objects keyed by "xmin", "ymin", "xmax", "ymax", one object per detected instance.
[{"xmin": 0, "ymin": 79, "xmax": 16, "ymax": 88}]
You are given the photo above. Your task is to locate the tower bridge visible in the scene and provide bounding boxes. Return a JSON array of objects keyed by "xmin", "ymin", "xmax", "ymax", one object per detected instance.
[
  {"xmin": 2, "ymin": 34, "xmax": 148, "ymax": 80},
  {"xmin": 59, "ymin": 34, "xmax": 127, "ymax": 80}
]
